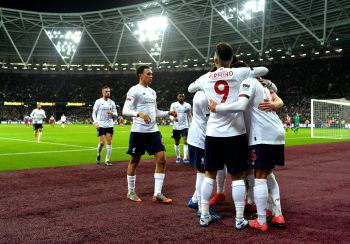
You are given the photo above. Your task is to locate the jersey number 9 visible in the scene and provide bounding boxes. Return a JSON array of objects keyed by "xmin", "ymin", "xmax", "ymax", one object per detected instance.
[{"xmin": 214, "ymin": 80, "xmax": 229, "ymax": 103}]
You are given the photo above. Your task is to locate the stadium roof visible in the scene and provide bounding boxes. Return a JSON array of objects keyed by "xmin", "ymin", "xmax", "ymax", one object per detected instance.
[{"xmin": 0, "ymin": 0, "xmax": 349, "ymax": 70}]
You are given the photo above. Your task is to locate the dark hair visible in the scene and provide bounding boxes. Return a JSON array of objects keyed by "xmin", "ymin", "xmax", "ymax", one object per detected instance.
[
  {"xmin": 136, "ymin": 65, "xmax": 151, "ymax": 78},
  {"xmin": 215, "ymin": 42, "xmax": 234, "ymax": 64},
  {"xmin": 101, "ymin": 85, "xmax": 110, "ymax": 90}
]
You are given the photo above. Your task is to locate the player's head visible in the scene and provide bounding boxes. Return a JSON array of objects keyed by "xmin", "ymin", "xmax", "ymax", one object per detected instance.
[
  {"xmin": 177, "ymin": 93, "xmax": 185, "ymax": 103},
  {"xmin": 101, "ymin": 86, "xmax": 111, "ymax": 99},
  {"xmin": 37, "ymin": 103, "xmax": 42, "ymax": 109},
  {"xmin": 136, "ymin": 65, "xmax": 153, "ymax": 86},
  {"xmin": 214, "ymin": 42, "xmax": 234, "ymax": 67}
]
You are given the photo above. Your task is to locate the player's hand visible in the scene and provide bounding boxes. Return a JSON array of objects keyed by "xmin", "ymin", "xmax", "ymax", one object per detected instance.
[
  {"xmin": 138, "ymin": 112, "xmax": 151, "ymax": 124},
  {"xmin": 258, "ymin": 99, "xmax": 275, "ymax": 112},
  {"xmin": 107, "ymin": 111, "xmax": 113, "ymax": 115},
  {"xmin": 208, "ymin": 100, "xmax": 218, "ymax": 112},
  {"xmin": 168, "ymin": 110, "xmax": 177, "ymax": 117},
  {"xmin": 94, "ymin": 123, "xmax": 100, "ymax": 129}
]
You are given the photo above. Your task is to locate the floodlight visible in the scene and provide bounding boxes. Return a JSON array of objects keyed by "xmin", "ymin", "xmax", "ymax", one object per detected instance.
[{"xmin": 45, "ymin": 28, "xmax": 83, "ymax": 65}]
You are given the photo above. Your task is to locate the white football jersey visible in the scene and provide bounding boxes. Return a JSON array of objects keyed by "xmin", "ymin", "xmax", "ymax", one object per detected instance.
[
  {"xmin": 170, "ymin": 101, "xmax": 192, "ymax": 130},
  {"xmin": 30, "ymin": 109, "xmax": 46, "ymax": 124},
  {"xmin": 239, "ymin": 78, "xmax": 285, "ymax": 145},
  {"xmin": 92, "ymin": 98, "xmax": 118, "ymax": 128},
  {"xmin": 123, "ymin": 84, "xmax": 168, "ymax": 133},
  {"xmin": 61, "ymin": 115, "xmax": 66, "ymax": 122},
  {"xmin": 188, "ymin": 67, "xmax": 268, "ymax": 137},
  {"xmin": 187, "ymin": 91, "xmax": 209, "ymax": 149}
]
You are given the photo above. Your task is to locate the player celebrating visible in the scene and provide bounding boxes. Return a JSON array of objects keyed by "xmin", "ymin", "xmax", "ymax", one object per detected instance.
[
  {"xmin": 122, "ymin": 65, "xmax": 177, "ymax": 204},
  {"xmin": 30, "ymin": 103, "xmax": 46, "ymax": 143},
  {"xmin": 208, "ymin": 76, "xmax": 285, "ymax": 232},
  {"xmin": 170, "ymin": 93, "xmax": 192, "ymax": 164},
  {"xmin": 92, "ymin": 86, "xmax": 118, "ymax": 166},
  {"xmin": 188, "ymin": 42, "xmax": 268, "ymax": 228},
  {"xmin": 60, "ymin": 114, "xmax": 67, "ymax": 128}
]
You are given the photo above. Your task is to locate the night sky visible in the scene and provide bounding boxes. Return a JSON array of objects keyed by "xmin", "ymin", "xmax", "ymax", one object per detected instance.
[{"xmin": 0, "ymin": 0, "xmax": 148, "ymax": 13}]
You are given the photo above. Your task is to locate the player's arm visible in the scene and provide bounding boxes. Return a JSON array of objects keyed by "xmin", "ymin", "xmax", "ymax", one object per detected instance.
[
  {"xmin": 30, "ymin": 110, "xmax": 35, "ymax": 118},
  {"xmin": 258, "ymin": 91, "xmax": 284, "ymax": 112},
  {"xmin": 156, "ymin": 104, "xmax": 177, "ymax": 118},
  {"xmin": 187, "ymin": 105, "xmax": 193, "ymax": 125},
  {"xmin": 208, "ymin": 80, "xmax": 254, "ymax": 113},
  {"xmin": 259, "ymin": 78, "xmax": 278, "ymax": 93},
  {"xmin": 108, "ymin": 103, "xmax": 118, "ymax": 117},
  {"xmin": 92, "ymin": 102, "xmax": 99, "ymax": 128},
  {"xmin": 43, "ymin": 111, "xmax": 46, "ymax": 119},
  {"xmin": 209, "ymin": 97, "xmax": 250, "ymax": 113},
  {"xmin": 250, "ymin": 67, "xmax": 269, "ymax": 77},
  {"xmin": 188, "ymin": 77, "xmax": 203, "ymax": 93},
  {"xmin": 169, "ymin": 103, "xmax": 178, "ymax": 122},
  {"xmin": 122, "ymin": 90, "xmax": 152, "ymax": 123}
]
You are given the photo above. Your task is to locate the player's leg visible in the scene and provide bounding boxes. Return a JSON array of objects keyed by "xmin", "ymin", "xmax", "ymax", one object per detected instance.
[
  {"xmin": 37, "ymin": 125, "xmax": 43, "ymax": 142},
  {"xmin": 104, "ymin": 131, "xmax": 113, "ymax": 166},
  {"xmin": 127, "ymin": 155, "xmax": 142, "ymax": 202},
  {"xmin": 182, "ymin": 129, "xmax": 189, "ymax": 164},
  {"xmin": 145, "ymin": 131, "xmax": 172, "ymax": 203},
  {"xmin": 267, "ymin": 172, "xmax": 285, "ymax": 227},
  {"xmin": 227, "ymin": 134, "xmax": 250, "ymax": 230},
  {"xmin": 249, "ymin": 169, "xmax": 269, "ymax": 232},
  {"xmin": 172, "ymin": 130, "xmax": 181, "ymax": 163},
  {"xmin": 188, "ymin": 144, "xmax": 204, "ymax": 210},
  {"xmin": 33, "ymin": 124, "xmax": 38, "ymax": 138},
  {"xmin": 126, "ymin": 132, "xmax": 145, "ymax": 202},
  {"xmin": 210, "ymin": 165, "xmax": 227, "ymax": 206},
  {"xmin": 96, "ymin": 130, "xmax": 105, "ymax": 164},
  {"xmin": 200, "ymin": 136, "xmax": 224, "ymax": 227}
]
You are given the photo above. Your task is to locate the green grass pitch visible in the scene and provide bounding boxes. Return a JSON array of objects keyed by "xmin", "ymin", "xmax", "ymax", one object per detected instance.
[{"xmin": 0, "ymin": 124, "xmax": 349, "ymax": 171}]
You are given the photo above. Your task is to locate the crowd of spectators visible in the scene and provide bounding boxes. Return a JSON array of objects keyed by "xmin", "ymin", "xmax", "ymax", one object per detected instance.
[{"xmin": 0, "ymin": 56, "xmax": 349, "ymax": 124}]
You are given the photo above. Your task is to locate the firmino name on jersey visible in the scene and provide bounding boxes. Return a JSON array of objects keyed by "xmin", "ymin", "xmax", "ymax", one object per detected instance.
[{"xmin": 209, "ymin": 71, "xmax": 234, "ymax": 79}]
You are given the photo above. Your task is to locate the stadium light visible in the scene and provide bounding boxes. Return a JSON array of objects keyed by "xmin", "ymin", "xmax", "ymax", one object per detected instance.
[{"xmin": 45, "ymin": 28, "xmax": 83, "ymax": 66}]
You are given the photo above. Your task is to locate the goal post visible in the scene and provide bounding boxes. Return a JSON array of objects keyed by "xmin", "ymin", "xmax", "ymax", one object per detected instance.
[{"xmin": 311, "ymin": 98, "xmax": 350, "ymax": 139}]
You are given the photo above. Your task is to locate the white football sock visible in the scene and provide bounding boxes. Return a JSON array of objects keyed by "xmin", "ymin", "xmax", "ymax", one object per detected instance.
[
  {"xmin": 216, "ymin": 167, "xmax": 227, "ymax": 194},
  {"xmin": 183, "ymin": 144, "xmax": 188, "ymax": 159},
  {"xmin": 267, "ymin": 172, "xmax": 282, "ymax": 216},
  {"xmin": 154, "ymin": 173, "xmax": 165, "ymax": 196},
  {"xmin": 105, "ymin": 145, "xmax": 112, "ymax": 162},
  {"xmin": 191, "ymin": 191, "xmax": 198, "ymax": 203},
  {"xmin": 38, "ymin": 132, "xmax": 42, "ymax": 141},
  {"xmin": 97, "ymin": 144, "xmax": 103, "ymax": 156},
  {"xmin": 232, "ymin": 180, "xmax": 246, "ymax": 220},
  {"xmin": 174, "ymin": 145, "xmax": 180, "ymax": 158},
  {"xmin": 195, "ymin": 172, "xmax": 205, "ymax": 212},
  {"xmin": 201, "ymin": 177, "xmax": 214, "ymax": 218},
  {"xmin": 246, "ymin": 173, "xmax": 255, "ymax": 204},
  {"xmin": 127, "ymin": 175, "xmax": 136, "ymax": 194},
  {"xmin": 254, "ymin": 179, "xmax": 268, "ymax": 225}
]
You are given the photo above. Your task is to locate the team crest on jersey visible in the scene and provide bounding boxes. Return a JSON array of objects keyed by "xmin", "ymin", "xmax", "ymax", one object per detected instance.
[{"xmin": 132, "ymin": 147, "xmax": 136, "ymax": 153}]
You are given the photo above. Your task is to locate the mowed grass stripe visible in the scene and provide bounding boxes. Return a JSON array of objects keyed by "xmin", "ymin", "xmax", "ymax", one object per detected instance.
[{"xmin": 0, "ymin": 124, "xmax": 349, "ymax": 171}]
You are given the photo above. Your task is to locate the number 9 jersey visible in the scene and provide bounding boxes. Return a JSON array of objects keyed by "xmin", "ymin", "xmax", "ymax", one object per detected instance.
[{"xmin": 188, "ymin": 66, "xmax": 268, "ymax": 137}]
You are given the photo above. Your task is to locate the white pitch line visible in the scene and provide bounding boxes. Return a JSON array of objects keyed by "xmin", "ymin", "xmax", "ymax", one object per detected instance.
[
  {"xmin": 0, "ymin": 137, "xmax": 95, "ymax": 149},
  {"xmin": 0, "ymin": 147, "xmax": 128, "ymax": 156}
]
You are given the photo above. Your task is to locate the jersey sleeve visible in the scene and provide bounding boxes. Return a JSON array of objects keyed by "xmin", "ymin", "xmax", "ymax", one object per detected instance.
[
  {"xmin": 188, "ymin": 76, "xmax": 204, "ymax": 93},
  {"xmin": 238, "ymin": 78, "xmax": 256, "ymax": 100},
  {"xmin": 92, "ymin": 100, "xmax": 99, "ymax": 124},
  {"xmin": 122, "ymin": 88, "xmax": 139, "ymax": 117},
  {"xmin": 111, "ymin": 101, "xmax": 118, "ymax": 117}
]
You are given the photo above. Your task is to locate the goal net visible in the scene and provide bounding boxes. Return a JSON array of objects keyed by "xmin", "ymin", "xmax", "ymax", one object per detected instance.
[{"xmin": 311, "ymin": 98, "xmax": 350, "ymax": 139}]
